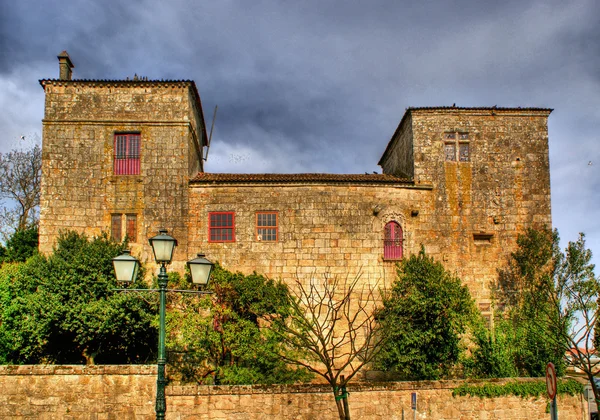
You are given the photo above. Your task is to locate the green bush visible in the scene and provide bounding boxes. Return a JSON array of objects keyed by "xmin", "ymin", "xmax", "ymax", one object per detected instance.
[
  {"xmin": 453, "ymin": 379, "xmax": 583, "ymax": 398},
  {"xmin": 0, "ymin": 231, "xmax": 157, "ymax": 364},
  {"xmin": 376, "ymin": 248, "xmax": 476, "ymax": 380},
  {"xmin": 166, "ymin": 264, "xmax": 311, "ymax": 385}
]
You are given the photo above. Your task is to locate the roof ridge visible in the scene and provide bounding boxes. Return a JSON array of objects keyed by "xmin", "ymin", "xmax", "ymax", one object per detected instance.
[{"xmin": 191, "ymin": 172, "xmax": 413, "ymax": 184}]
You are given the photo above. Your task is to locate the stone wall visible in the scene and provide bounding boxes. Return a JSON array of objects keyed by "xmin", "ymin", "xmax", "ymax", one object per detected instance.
[
  {"xmin": 0, "ymin": 365, "xmax": 588, "ymax": 419},
  {"xmin": 378, "ymin": 108, "xmax": 552, "ymax": 313},
  {"xmin": 188, "ymin": 182, "xmax": 430, "ymax": 291},
  {"xmin": 39, "ymin": 80, "xmax": 205, "ymax": 270},
  {"xmin": 37, "ymin": 69, "xmax": 553, "ymax": 315}
]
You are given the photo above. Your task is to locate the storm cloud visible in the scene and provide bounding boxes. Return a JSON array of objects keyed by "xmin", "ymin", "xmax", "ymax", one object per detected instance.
[{"xmin": 0, "ymin": 0, "xmax": 598, "ymax": 260}]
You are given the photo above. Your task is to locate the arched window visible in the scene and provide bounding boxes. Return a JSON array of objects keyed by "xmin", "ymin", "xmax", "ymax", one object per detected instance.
[{"xmin": 384, "ymin": 221, "xmax": 403, "ymax": 260}]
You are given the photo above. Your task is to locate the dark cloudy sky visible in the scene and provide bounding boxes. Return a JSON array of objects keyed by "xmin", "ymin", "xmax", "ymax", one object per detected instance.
[{"xmin": 0, "ymin": 0, "xmax": 598, "ymax": 263}]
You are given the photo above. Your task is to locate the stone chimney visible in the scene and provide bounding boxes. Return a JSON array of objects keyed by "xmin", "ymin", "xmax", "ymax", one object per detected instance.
[{"xmin": 57, "ymin": 51, "xmax": 74, "ymax": 80}]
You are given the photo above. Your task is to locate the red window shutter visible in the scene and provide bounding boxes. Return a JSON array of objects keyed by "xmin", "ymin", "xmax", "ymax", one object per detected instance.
[
  {"xmin": 114, "ymin": 134, "xmax": 141, "ymax": 175},
  {"xmin": 126, "ymin": 214, "xmax": 137, "ymax": 242},
  {"xmin": 384, "ymin": 221, "xmax": 403, "ymax": 260},
  {"xmin": 111, "ymin": 214, "xmax": 122, "ymax": 241}
]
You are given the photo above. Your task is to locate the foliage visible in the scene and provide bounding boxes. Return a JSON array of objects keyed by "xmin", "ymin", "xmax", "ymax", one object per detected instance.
[
  {"xmin": 472, "ymin": 230, "xmax": 572, "ymax": 379},
  {"xmin": 466, "ymin": 318, "xmax": 520, "ymax": 379},
  {"xmin": 493, "ymin": 228, "xmax": 599, "ymax": 399},
  {"xmin": 1, "ymin": 226, "xmax": 38, "ymax": 263},
  {"xmin": 0, "ymin": 231, "xmax": 157, "ymax": 364},
  {"xmin": 376, "ymin": 248, "xmax": 477, "ymax": 380},
  {"xmin": 267, "ymin": 273, "xmax": 386, "ymax": 420},
  {"xmin": 452, "ymin": 379, "xmax": 583, "ymax": 398},
  {"xmin": 166, "ymin": 264, "xmax": 311, "ymax": 385},
  {"xmin": 0, "ymin": 145, "xmax": 41, "ymax": 239}
]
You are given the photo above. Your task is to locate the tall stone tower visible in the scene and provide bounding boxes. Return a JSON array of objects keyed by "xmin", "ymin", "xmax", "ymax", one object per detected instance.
[
  {"xmin": 379, "ymin": 106, "xmax": 552, "ymax": 318},
  {"xmin": 39, "ymin": 51, "xmax": 208, "ymax": 266}
]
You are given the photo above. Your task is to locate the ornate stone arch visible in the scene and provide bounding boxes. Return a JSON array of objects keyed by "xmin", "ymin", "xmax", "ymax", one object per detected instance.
[{"xmin": 375, "ymin": 208, "xmax": 407, "ymax": 261}]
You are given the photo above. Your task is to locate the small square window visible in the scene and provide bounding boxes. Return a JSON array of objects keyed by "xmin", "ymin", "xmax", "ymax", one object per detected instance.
[
  {"xmin": 256, "ymin": 212, "xmax": 278, "ymax": 241},
  {"xmin": 473, "ymin": 233, "xmax": 493, "ymax": 245},
  {"xmin": 209, "ymin": 212, "xmax": 235, "ymax": 242},
  {"xmin": 443, "ymin": 132, "xmax": 470, "ymax": 162},
  {"xmin": 478, "ymin": 302, "xmax": 491, "ymax": 312}
]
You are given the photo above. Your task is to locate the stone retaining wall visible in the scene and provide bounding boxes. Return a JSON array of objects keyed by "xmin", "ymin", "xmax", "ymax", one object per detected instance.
[{"xmin": 0, "ymin": 365, "xmax": 588, "ymax": 419}]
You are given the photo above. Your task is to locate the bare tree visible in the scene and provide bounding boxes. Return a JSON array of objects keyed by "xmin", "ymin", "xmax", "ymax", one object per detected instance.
[
  {"xmin": 268, "ymin": 274, "xmax": 386, "ymax": 420},
  {"xmin": 0, "ymin": 144, "xmax": 41, "ymax": 238}
]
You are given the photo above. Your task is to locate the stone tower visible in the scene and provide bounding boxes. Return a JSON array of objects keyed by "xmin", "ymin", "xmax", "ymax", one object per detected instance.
[
  {"xmin": 379, "ymin": 106, "xmax": 552, "ymax": 317},
  {"xmin": 39, "ymin": 51, "xmax": 208, "ymax": 267}
]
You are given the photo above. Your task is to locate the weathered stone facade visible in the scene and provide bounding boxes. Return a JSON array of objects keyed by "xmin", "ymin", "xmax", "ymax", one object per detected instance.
[
  {"xmin": 0, "ymin": 365, "xmax": 587, "ymax": 419},
  {"xmin": 39, "ymin": 53, "xmax": 552, "ymax": 314},
  {"xmin": 39, "ymin": 65, "xmax": 208, "ymax": 269}
]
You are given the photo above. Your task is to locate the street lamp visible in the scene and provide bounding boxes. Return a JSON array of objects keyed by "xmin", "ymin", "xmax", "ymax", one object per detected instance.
[
  {"xmin": 187, "ymin": 253, "xmax": 214, "ymax": 286},
  {"xmin": 112, "ymin": 230, "xmax": 213, "ymax": 420},
  {"xmin": 112, "ymin": 250, "xmax": 139, "ymax": 282}
]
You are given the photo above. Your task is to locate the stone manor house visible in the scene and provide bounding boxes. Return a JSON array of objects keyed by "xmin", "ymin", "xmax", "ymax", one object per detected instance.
[{"xmin": 38, "ymin": 52, "xmax": 552, "ymax": 322}]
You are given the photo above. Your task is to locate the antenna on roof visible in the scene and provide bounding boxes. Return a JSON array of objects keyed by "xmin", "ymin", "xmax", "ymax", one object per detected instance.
[{"xmin": 204, "ymin": 105, "xmax": 218, "ymax": 161}]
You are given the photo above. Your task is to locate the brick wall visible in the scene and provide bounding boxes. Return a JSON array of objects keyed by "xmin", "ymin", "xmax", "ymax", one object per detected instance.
[{"xmin": 0, "ymin": 365, "xmax": 587, "ymax": 419}]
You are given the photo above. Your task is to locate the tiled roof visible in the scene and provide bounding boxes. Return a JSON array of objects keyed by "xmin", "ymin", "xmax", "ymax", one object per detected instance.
[
  {"xmin": 39, "ymin": 78, "xmax": 197, "ymax": 85},
  {"xmin": 190, "ymin": 173, "xmax": 413, "ymax": 185},
  {"xmin": 406, "ymin": 106, "xmax": 553, "ymax": 112},
  {"xmin": 378, "ymin": 106, "xmax": 553, "ymax": 166}
]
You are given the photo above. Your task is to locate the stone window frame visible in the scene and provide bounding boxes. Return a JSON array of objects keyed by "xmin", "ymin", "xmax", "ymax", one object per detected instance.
[
  {"xmin": 443, "ymin": 131, "xmax": 470, "ymax": 162},
  {"xmin": 208, "ymin": 211, "xmax": 236, "ymax": 243},
  {"xmin": 111, "ymin": 213, "xmax": 137, "ymax": 242},
  {"xmin": 383, "ymin": 221, "xmax": 403, "ymax": 260},
  {"xmin": 114, "ymin": 132, "xmax": 141, "ymax": 175},
  {"xmin": 256, "ymin": 211, "xmax": 278, "ymax": 242}
]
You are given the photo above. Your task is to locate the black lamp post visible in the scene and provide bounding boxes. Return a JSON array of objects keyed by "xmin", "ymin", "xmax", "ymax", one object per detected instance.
[{"xmin": 112, "ymin": 230, "xmax": 213, "ymax": 420}]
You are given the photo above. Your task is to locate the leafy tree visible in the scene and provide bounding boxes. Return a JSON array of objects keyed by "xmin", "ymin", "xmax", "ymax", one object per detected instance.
[
  {"xmin": 376, "ymin": 248, "xmax": 476, "ymax": 380},
  {"xmin": 0, "ymin": 145, "xmax": 41, "ymax": 239},
  {"xmin": 1, "ymin": 226, "xmax": 38, "ymax": 263},
  {"xmin": 166, "ymin": 264, "xmax": 311, "ymax": 385},
  {"xmin": 268, "ymin": 274, "xmax": 386, "ymax": 420},
  {"xmin": 492, "ymin": 228, "xmax": 568, "ymax": 378},
  {"xmin": 466, "ymin": 318, "xmax": 520, "ymax": 379},
  {"xmin": 0, "ymin": 231, "xmax": 157, "ymax": 364},
  {"xmin": 492, "ymin": 227, "xmax": 599, "ymax": 403}
]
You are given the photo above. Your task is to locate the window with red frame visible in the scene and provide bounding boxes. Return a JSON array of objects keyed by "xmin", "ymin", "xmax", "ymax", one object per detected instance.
[
  {"xmin": 209, "ymin": 212, "xmax": 235, "ymax": 242},
  {"xmin": 114, "ymin": 133, "xmax": 141, "ymax": 175},
  {"xmin": 384, "ymin": 221, "xmax": 403, "ymax": 260},
  {"xmin": 256, "ymin": 212, "xmax": 278, "ymax": 241}
]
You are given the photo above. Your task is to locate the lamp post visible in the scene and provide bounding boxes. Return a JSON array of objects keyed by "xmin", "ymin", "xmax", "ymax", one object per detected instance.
[{"xmin": 112, "ymin": 230, "xmax": 213, "ymax": 420}]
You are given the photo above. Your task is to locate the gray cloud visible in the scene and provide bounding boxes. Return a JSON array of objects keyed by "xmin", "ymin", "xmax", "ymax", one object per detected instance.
[{"xmin": 0, "ymin": 0, "xmax": 598, "ymax": 262}]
